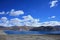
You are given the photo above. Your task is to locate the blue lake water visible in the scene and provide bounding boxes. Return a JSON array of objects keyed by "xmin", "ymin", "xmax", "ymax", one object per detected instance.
[{"xmin": 4, "ymin": 30, "xmax": 60, "ymax": 34}]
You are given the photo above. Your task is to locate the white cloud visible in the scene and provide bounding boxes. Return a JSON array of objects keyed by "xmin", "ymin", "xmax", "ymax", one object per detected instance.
[
  {"xmin": 0, "ymin": 9, "xmax": 24, "ymax": 16},
  {"xmin": 0, "ymin": 17, "xmax": 10, "ymax": 27},
  {"xmin": 41, "ymin": 21, "xmax": 60, "ymax": 26},
  {"xmin": 22, "ymin": 15, "xmax": 34, "ymax": 21},
  {"xmin": 0, "ymin": 17, "xmax": 60, "ymax": 27},
  {"xmin": 51, "ymin": 16, "xmax": 56, "ymax": 18},
  {"xmin": 1, "ymin": 17, "xmax": 8, "ymax": 23},
  {"xmin": 49, "ymin": 0, "xmax": 58, "ymax": 8},
  {"xmin": 0, "ymin": 15, "xmax": 60, "ymax": 27},
  {"xmin": 0, "ymin": 17, "xmax": 24, "ymax": 27},
  {"xmin": 10, "ymin": 18, "xmax": 23, "ymax": 26},
  {"xmin": 31, "ymin": 21, "xmax": 41, "ymax": 27},
  {"xmin": 22, "ymin": 15, "xmax": 41, "ymax": 27},
  {"xmin": 10, "ymin": 9, "xmax": 24, "ymax": 16},
  {"xmin": 0, "ymin": 10, "xmax": 60, "ymax": 27},
  {"xmin": 48, "ymin": 16, "xmax": 56, "ymax": 19},
  {"xmin": 0, "ymin": 11, "xmax": 5, "ymax": 14},
  {"xmin": 0, "ymin": 10, "xmax": 41, "ymax": 27},
  {"xmin": 23, "ymin": 19, "xmax": 41, "ymax": 27},
  {"xmin": 6, "ymin": 12, "xmax": 9, "ymax": 14}
]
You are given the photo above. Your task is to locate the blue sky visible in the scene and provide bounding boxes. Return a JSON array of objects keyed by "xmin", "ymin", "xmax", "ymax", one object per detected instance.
[{"xmin": 0, "ymin": 0, "xmax": 60, "ymax": 27}]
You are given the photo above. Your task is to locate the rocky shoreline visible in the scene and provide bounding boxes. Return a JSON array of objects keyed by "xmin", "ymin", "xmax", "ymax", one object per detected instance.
[{"xmin": 0, "ymin": 35, "xmax": 60, "ymax": 40}]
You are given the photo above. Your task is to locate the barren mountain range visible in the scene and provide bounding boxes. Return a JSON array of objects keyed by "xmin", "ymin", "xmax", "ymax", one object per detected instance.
[{"xmin": 0, "ymin": 26, "xmax": 60, "ymax": 31}]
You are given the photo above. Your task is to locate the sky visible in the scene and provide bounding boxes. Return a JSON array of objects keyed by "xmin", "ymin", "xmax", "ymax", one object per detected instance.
[{"xmin": 0, "ymin": 0, "xmax": 60, "ymax": 27}]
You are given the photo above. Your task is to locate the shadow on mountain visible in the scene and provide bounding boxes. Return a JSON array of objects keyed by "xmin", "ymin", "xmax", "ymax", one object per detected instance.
[
  {"xmin": 29, "ymin": 26, "xmax": 60, "ymax": 31},
  {"xmin": 0, "ymin": 26, "xmax": 60, "ymax": 31}
]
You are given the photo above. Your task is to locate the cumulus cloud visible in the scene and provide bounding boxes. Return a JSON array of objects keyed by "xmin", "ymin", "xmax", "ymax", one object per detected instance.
[
  {"xmin": 30, "ymin": 19, "xmax": 40, "ymax": 27},
  {"xmin": 0, "ymin": 15, "xmax": 41, "ymax": 27},
  {"xmin": 0, "ymin": 9, "xmax": 41, "ymax": 27},
  {"xmin": 22, "ymin": 15, "xmax": 34, "ymax": 21},
  {"xmin": 0, "ymin": 9, "xmax": 24, "ymax": 16},
  {"xmin": 0, "ymin": 17, "xmax": 60, "ymax": 27},
  {"xmin": 0, "ymin": 17, "xmax": 10, "ymax": 27},
  {"xmin": 0, "ymin": 11, "xmax": 5, "ymax": 14},
  {"xmin": 22, "ymin": 15, "xmax": 41, "ymax": 27},
  {"xmin": 10, "ymin": 18, "xmax": 23, "ymax": 26},
  {"xmin": 48, "ymin": 16, "xmax": 56, "ymax": 19},
  {"xmin": 0, "ymin": 17, "xmax": 24, "ymax": 27},
  {"xmin": 0, "ymin": 15, "xmax": 60, "ymax": 27},
  {"xmin": 51, "ymin": 16, "xmax": 56, "ymax": 18},
  {"xmin": 23, "ymin": 19, "xmax": 41, "ymax": 27},
  {"xmin": 10, "ymin": 9, "xmax": 24, "ymax": 16},
  {"xmin": 41, "ymin": 21, "xmax": 60, "ymax": 26},
  {"xmin": 1, "ymin": 17, "xmax": 8, "ymax": 23},
  {"xmin": 0, "ymin": 10, "xmax": 60, "ymax": 27},
  {"xmin": 49, "ymin": 0, "xmax": 58, "ymax": 8}
]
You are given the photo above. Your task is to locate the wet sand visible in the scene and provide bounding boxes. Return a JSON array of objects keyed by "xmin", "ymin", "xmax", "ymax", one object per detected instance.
[{"xmin": 0, "ymin": 35, "xmax": 60, "ymax": 40}]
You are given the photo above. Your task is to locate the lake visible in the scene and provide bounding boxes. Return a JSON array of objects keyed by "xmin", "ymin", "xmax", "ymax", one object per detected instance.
[{"xmin": 4, "ymin": 30, "xmax": 60, "ymax": 34}]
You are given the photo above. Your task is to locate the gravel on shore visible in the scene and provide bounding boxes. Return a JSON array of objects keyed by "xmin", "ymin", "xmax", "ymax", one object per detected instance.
[{"xmin": 0, "ymin": 35, "xmax": 60, "ymax": 40}]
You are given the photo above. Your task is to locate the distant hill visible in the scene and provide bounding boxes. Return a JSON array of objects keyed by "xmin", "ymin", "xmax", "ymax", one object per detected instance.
[
  {"xmin": 0, "ymin": 26, "xmax": 33, "ymax": 31},
  {"xmin": 30, "ymin": 26, "xmax": 60, "ymax": 31},
  {"xmin": 0, "ymin": 26, "xmax": 60, "ymax": 31}
]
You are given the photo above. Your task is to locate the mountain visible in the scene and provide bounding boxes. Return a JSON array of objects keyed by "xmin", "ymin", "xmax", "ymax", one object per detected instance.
[
  {"xmin": 0, "ymin": 26, "xmax": 33, "ymax": 31},
  {"xmin": 0, "ymin": 26, "xmax": 60, "ymax": 31},
  {"xmin": 29, "ymin": 26, "xmax": 60, "ymax": 31}
]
